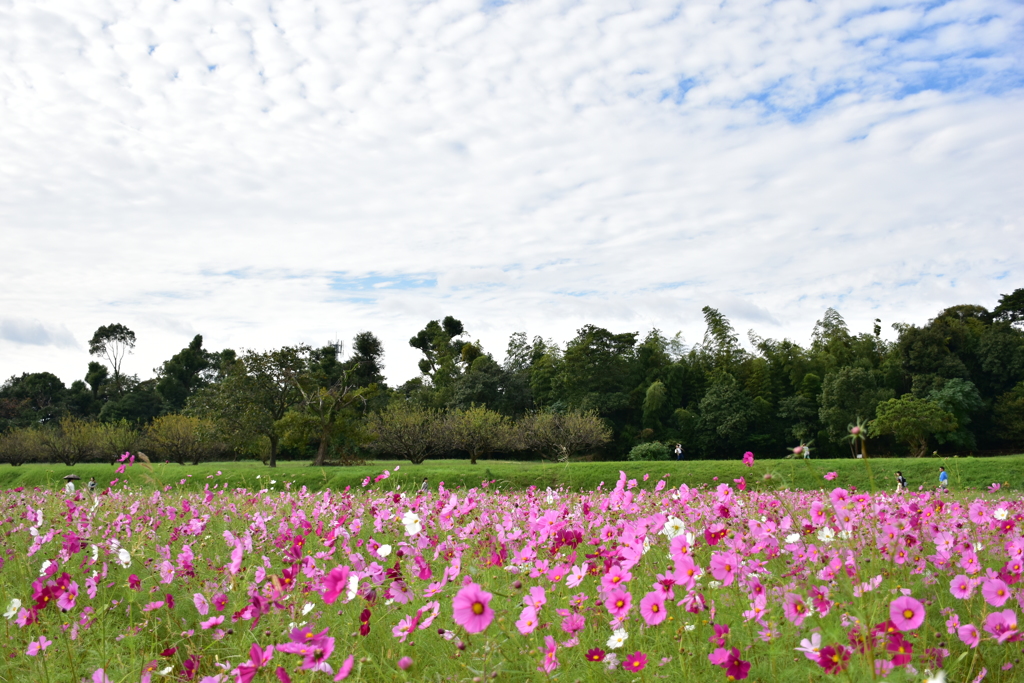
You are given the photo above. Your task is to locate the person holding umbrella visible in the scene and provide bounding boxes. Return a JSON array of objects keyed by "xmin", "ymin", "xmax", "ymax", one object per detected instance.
[{"xmin": 63, "ymin": 474, "xmax": 80, "ymax": 494}]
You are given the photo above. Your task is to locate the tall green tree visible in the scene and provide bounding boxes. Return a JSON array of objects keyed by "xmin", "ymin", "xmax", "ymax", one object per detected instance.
[{"xmin": 88, "ymin": 323, "xmax": 136, "ymax": 396}]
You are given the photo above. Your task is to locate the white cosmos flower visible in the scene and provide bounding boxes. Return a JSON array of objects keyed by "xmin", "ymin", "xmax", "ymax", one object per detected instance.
[
  {"xmin": 661, "ymin": 517, "xmax": 686, "ymax": 538},
  {"xmin": 90, "ymin": 545, "xmax": 99, "ymax": 562},
  {"xmin": 158, "ymin": 667, "xmax": 173, "ymax": 675},
  {"xmin": 924, "ymin": 671, "xmax": 947, "ymax": 683},
  {"xmin": 994, "ymin": 508, "xmax": 1009, "ymax": 521},
  {"xmin": 346, "ymin": 575, "xmax": 360, "ymax": 601},
  {"xmin": 785, "ymin": 533, "xmax": 801, "ymax": 544},
  {"xmin": 39, "ymin": 560, "xmax": 52, "ymax": 576},
  {"xmin": 117, "ymin": 548, "xmax": 132, "ymax": 568},
  {"xmin": 607, "ymin": 628, "xmax": 628, "ymax": 650},
  {"xmin": 377, "ymin": 544, "xmax": 392, "ymax": 559},
  {"xmin": 4, "ymin": 598, "xmax": 21, "ymax": 619},
  {"xmin": 301, "ymin": 603, "xmax": 315, "ymax": 616},
  {"xmin": 684, "ymin": 624, "xmax": 696, "ymax": 632},
  {"xmin": 817, "ymin": 527, "xmax": 835, "ymax": 544},
  {"xmin": 402, "ymin": 511, "xmax": 422, "ymax": 536}
]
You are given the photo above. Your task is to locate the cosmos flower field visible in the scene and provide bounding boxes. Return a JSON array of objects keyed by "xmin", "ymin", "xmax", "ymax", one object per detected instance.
[{"xmin": 3, "ymin": 455, "xmax": 1023, "ymax": 682}]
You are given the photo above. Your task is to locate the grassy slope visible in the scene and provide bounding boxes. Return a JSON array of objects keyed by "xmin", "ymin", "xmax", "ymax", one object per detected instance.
[{"xmin": 3, "ymin": 454, "xmax": 1023, "ymax": 493}]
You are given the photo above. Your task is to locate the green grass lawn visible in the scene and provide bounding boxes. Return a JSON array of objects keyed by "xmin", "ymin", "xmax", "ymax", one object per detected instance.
[{"xmin": 4, "ymin": 454, "xmax": 1023, "ymax": 493}]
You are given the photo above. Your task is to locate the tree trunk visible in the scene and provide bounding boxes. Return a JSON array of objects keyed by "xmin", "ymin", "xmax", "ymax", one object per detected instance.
[
  {"xmin": 268, "ymin": 434, "xmax": 278, "ymax": 468},
  {"xmin": 314, "ymin": 437, "xmax": 328, "ymax": 467}
]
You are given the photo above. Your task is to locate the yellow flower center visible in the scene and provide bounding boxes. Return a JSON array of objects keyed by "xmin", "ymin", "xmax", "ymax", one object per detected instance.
[{"xmin": 472, "ymin": 602, "xmax": 484, "ymax": 615}]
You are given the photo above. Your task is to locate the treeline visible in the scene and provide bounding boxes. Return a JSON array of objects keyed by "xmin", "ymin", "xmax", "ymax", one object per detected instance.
[{"xmin": 2, "ymin": 289, "xmax": 1023, "ymax": 466}]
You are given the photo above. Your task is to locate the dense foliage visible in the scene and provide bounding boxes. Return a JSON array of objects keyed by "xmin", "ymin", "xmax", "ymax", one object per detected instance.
[{"xmin": 2, "ymin": 289, "xmax": 1024, "ymax": 465}]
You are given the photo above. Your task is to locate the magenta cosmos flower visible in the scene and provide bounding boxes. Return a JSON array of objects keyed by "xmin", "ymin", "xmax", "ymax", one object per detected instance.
[
  {"xmin": 742, "ymin": 452, "xmax": 754, "ymax": 467},
  {"xmin": 623, "ymin": 652, "xmax": 647, "ymax": 672},
  {"xmin": 452, "ymin": 582, "xmax": 494, "ymax": 633},
  {"xmin": 890, "ymin": 596, "xmax": 926, "ymax": 631}
]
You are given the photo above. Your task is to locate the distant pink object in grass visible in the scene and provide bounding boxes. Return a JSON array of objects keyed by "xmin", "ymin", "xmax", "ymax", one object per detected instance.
[{"xmin": 742, "ymin": 452, "xmax": 754, "ymax": 467}]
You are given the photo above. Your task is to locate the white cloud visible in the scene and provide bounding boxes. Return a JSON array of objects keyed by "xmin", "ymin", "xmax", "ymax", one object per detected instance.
[{"xmin": 0, "ymin": 0, "xmax": 1021, "ymax": 386}]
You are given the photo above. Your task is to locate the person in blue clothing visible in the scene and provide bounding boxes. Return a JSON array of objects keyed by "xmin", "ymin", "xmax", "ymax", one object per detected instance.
[{"xmin": 939, "ymin": 466, "xmax": 949, "ymax": 490}]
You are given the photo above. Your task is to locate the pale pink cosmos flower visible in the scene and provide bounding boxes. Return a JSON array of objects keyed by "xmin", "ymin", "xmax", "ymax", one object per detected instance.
[
  {"xmin": 890, "ymin": 596, "xmax": 926, "ymax": 631},
  {"xmin": 639, "ymin": 590, "xmax": 667, "ymax": 626},
  {"xmin": 452, "ymin": 582, "xmax": 494, "ymax": 634},
  {"xmin": 566, "ymin": 566, "xmax": 586, "ymax": 588},
  {"xmin": 193, "ymin": 593, "xmax": 210, "ymax": 616},
  {"xmin": 795, "ymin": 633, "xmax": 822, "ymax": 661},
  {"xmin": 824, "ymin": 472, "xmax": 838, "ymax": 481}
]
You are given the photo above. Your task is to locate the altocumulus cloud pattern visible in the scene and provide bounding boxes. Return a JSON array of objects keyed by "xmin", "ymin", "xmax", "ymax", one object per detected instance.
[{"xmin": 1, "ymin": 0, "xmax": 1022, "ymax": 383}]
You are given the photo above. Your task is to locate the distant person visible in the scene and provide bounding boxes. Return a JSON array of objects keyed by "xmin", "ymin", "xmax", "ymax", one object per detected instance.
[
  {"xmin": 419, "ymin": 477, "xmax": 429, "ymax": 493},
  {"xmin": 674, "ymin": 444, "xmax": 684, "ymax": 461},
  {"xmin": 939, "ymin": 466, "xmax": 949, "ymax": 491},
  {"xmin": 64, "ymin": 480, "xmax": 75, "ymax": 494},
  {"xmin": 88, "ymin": 477, "xmax": 97, "ymax": 495},
  {"xmin": 895, "ymin": 471, "xmax": 907, "ymax": 493}
]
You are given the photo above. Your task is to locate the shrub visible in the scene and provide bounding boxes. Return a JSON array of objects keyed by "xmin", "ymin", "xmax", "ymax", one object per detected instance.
[{"xmin": 627, "ymin": 440, "xmax": 670, "ymax": 461}]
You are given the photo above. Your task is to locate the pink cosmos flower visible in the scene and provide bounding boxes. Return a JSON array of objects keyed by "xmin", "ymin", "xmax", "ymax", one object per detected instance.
[
  {"xmin": 982, "ymin": 578, "xmax": 1011, "ymax": 607},
  {"xmin": 194, "ymin": 593, "xmax": 210, "ymax": 616},
  {"xmin": 958, "ymin": 623, "xmax": 980, "ymax": 648},
  {"xmin": 538, "ymin": 635, "xmax": 558, "ymax": 674},
  {"xmin": 524, "ymin": 586, "xmax": 547, "ymax": 610},
  {"xmin": 560, "ymin": 612, "xmax": 585, "ymax": 634},
  {"xmin": 200, "ymin": 616, "xmax": 225, "ymax": 630},
  {"xmin": 397, "ymin": 657, "xmax": 413, "ymax": 670},
  {"xmin": 605, "ymin": 588, "xmax": 632, "ymax": 619},
  {"xmin": 709, "ymin": 551, "xmax": 739, "ymax": 586},
  {"xmin": 452, "ymin": 582, "xmax": 494, "ymax": 634},
  {"xmin": 601, "ymin": 566, "xmax": 631, "ymax": 593},
  {"xmin": 950, "ymin": 574, "xmax": 973, "ymax": 600},
  {"xmin": 92, "ymin": 669, "xmax": 112, "ymax": 683},
  {"xmin": 334, "ymin": 655, "xmax": 354, "ymax": 681},
  {"xmin": 516, "ymin": 605, "xmax": 539, "ymax": 634},
  {"xmin": 742, "ymin": 452, "xmax": 754, "ymax": 467},
  {"xmin": 783, "ymin": 593, "xmax": 809, "ymax": 626},
  {"xmin": 26, "ymin": 636, "xmax": 52, "ymax": 656},
  {"xmin": 824, "ymin": 472, "xmax": 837, "ymax": 481},
  {"xmin": 322, "ymin": 566, "xmax": 351, "ymax": 605},
  {"xmin": 639, "ymin": 590, "xmax": 667, "ymax": 626},
  {"xmin": 984, "ymin": 609, "xmax": 1020, "ymax": 643},
  {"xmin": 889, "ymin": 596, "xmax": 926, "ymax": 631},
  {"xmin": 392, "ymin": 615, "xmax": 416, "ymax": 642}
]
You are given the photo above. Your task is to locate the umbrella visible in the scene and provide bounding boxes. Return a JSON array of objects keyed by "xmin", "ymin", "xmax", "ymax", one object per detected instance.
[{"xmin": 63, "ymin": 474, "xmax": 81, "ymax": 481}]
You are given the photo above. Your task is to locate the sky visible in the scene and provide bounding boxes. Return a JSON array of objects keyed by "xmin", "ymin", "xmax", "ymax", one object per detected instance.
[{"xmin": 1, "ymin": 0, "xmax": 1022, "ymax": 388}]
